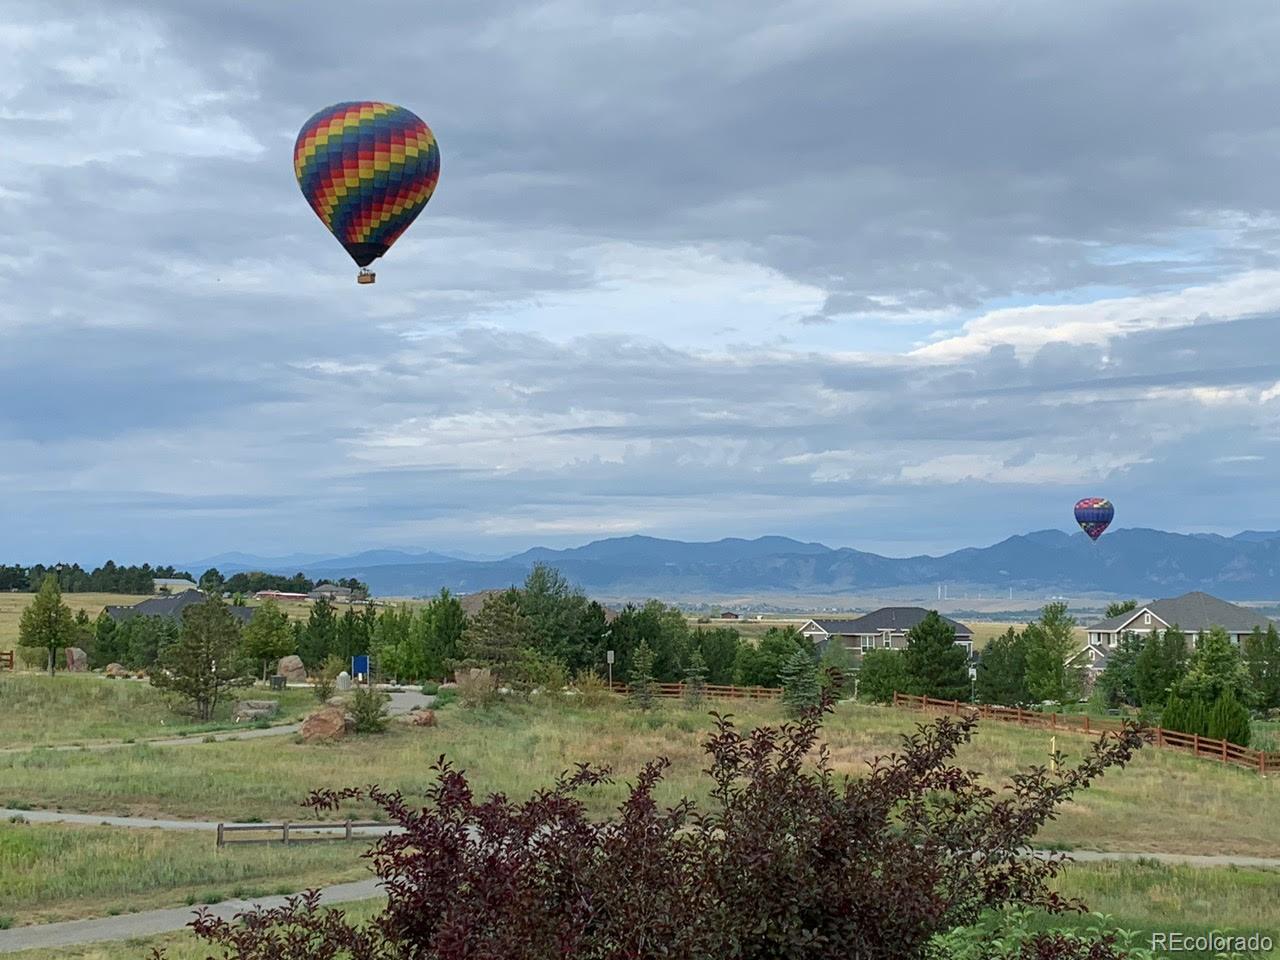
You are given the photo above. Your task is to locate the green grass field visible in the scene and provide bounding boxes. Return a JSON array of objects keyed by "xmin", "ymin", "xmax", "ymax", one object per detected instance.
[
  {"xmin": 0, "ymin": 822, "xmax": 370, "ymax": 925},
  {"xmin": 0, "ymin": 675, "xmax": 318, "ymax": 749},
  {"xmin": 4, "ymin": 697, "xmax": 1276, "ymax": 855},
  {"xmin": 5, "ymin": 862, "xmax": 1277, "ymax": 960}
]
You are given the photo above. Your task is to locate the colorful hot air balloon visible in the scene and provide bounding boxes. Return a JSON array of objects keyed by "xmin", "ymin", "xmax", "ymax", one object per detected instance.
[
  {"xmin": 294, "ymin": 101, "xmax": 440, "ymax": 283},
  {"xmin": 1074, "ymin": 498, "xmax": 1114, "ymax": 541}
]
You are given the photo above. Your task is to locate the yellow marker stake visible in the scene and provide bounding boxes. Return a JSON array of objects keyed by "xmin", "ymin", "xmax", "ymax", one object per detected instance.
[{"xmin": 1050, "ymin": 736, "xmax": 1057, "ymax": 771}]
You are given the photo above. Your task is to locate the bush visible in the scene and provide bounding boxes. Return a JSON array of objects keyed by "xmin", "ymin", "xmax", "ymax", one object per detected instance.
[
  {"xmin": 857, "ymin": 648, "xmax": 908, "ymax": 703},
  {"xmin": 347, "ymin": 687, "xmax": 390, "ymax": 734},
  {"xmin": 455, "ymin": 668, "xmax": 497, "ymax": 708},
  {"xmin": 779, "ymin": 648, "xmax": 820, "ymax": 716},
  {"xmin": 1206, "ymin": 691, "xmax": 1251, "ymax": 746},
  {"xmin": 431, "ymin": 688, "xmax": 458, "ymax": 710},
  {"xmin": 420, "ymin": 680, "xmax": 440, "ymax": 696},
  {"xmin": 184, "ymin": 691, "xmax": 1144, "ymax": 960},
  {"xmin": 571, "ymin": 669, "xmax": 613, "ymax": 708},
  {"xmin": 312, "ymin": 675, "xmax": 335, "ymax": 704}
]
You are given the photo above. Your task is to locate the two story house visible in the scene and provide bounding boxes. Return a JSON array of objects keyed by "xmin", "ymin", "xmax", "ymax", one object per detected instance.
[{"xmin": 799, "ymin": 607, "xmax": 974, "ymax": 660}]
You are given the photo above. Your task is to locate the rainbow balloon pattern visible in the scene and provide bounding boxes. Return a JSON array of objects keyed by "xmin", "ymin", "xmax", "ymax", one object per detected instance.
[
  {"xmin": 294, "ymin": 101, "xmax": 440, "ymax": 268},
  {"xmin": 1074, "ymin": 497, "xmax": 1114, "ymax": 541}
]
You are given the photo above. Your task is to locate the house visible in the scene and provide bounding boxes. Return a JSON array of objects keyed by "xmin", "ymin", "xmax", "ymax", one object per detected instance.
[
  {"xmin": 308, "ymin": 583, "xmax": 354, "ymax": 601},
  {"xmin": 799, "ymin": 608, "xmax": 974, "ymax": 659},
  {"xmin": 106, "ymin": 590, "xmax": 254, "ymax": 626},
  {"xmin": 153, "ymin": 578, "xmax": 198, "ymax": 593},
  {"xmin": 720, "ymin": 611, "xmax": 740, "ymax": 620},
  {"xmin": 1066, "ymin": 642, "xmax": 1111, "ymax": 684},
  {"xmin": 1085, "ymin": 591, "xmax": 1273, "ymax": 649},
  {"xmin": 254, "ymin": 590, "xmax": 309, "ymax": 601}
]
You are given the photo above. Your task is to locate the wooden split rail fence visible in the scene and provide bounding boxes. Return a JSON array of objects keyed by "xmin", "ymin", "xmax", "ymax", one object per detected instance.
[
  {"xmin": 216, "ymin": 820, "xmax": 391, "ymax": 848},
  {"xmin": 610, "ymin": 681, "xmax": 781, "ymax": 701},
  {"xmin": 0, "ymin": 650, "xmax": 13, "ymax": 671},
  {"xmin": 892, "ymin": 692, "xmax": 1280, "ymax": 776}
]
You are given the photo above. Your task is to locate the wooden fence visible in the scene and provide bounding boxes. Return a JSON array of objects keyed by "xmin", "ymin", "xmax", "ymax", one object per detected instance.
[
  {"xmin": 216, "ymin": 820, "xmax": 391, "ymax": 848},
  {"xmin": 0, "ymin": 651, "xmax": 13, "ymax": 671},
  {"xmin": 892, "ymin": 692, "xmax": 1280, "ymax": 776},
  {"xmin": 610, "ymin": 681, "xmax": 782, "ymax": 701}
]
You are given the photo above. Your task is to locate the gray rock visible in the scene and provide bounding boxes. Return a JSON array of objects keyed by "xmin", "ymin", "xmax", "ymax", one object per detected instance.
[
  {"xmin": 277, "ymin": 655, "xmax": 307, "ymax": 684},
  {"xmin": 335, "ymin": 671, "xmax": 352, "ymax": 692},
  {"xmin": 65, "ymin": 647, "xmax": 88, "ymax": 672},
  {"xmin": 234, "ymin": 699, "xmax": 280, "ymax": 721}
]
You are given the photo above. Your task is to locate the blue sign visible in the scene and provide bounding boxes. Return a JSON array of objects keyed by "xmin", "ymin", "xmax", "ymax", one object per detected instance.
[{"xmin": 351, "ymin": 655, "xmax": 370, "ymax": 678}]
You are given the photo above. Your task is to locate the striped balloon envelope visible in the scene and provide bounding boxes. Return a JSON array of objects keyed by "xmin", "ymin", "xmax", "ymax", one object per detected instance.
[
  {"xmin": 293, "ymin": 101, "xmax": 440, "ymax": 282},
  {"xmin": 1074, "ymin": 497, "xmax": 1114, "ymax": 541}
]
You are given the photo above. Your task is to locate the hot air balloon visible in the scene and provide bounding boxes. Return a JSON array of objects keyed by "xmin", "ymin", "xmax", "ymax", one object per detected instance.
[
  {"xmin": 294, "ymin": 101, "xmax": 440, "ymax": 284},
  {"xmin": 1074, "ymin": 497, "xmax": 1114, "ymax": 541}
]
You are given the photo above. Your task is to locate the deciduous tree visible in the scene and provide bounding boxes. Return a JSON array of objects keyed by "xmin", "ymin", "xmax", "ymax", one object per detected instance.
[
  {"xmin": 242, "ymin": 600, "xmax": 295, "ymax": 680},
  {"xmin": 1023, "ymin": 603, "xmax": 1082, "ymax": 704},
  {"xmin": 974, "ymin": 627, "xmax": 1029, "ymax": 705}
]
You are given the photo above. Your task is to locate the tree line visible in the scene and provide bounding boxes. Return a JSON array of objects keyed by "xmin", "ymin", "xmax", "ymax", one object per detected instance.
[{"xmin": 0, "ymin": 561, "xmax": 193, "ymax": 594}]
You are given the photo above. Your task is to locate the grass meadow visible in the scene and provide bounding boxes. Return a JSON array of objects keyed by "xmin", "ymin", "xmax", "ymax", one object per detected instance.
[
  {"xmin": 5, "ymin": 862, "xmax": 1277, "ymax": 959},
  {"xmin": 0, "ymin": 675, "xmax": 318, "ymax": 749},
  {"xmin": 4, "ymin": 696, "xmax": 1277, "ymax": 855}
]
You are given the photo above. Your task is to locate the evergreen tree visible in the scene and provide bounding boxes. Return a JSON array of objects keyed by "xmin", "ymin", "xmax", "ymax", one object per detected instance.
[
  {"xmin": 974, "ymin": 627, "xmax": 1029, "ymax": 705},
  {"xmin": 1104, "ymin": 600, "xmax": 1138, "ymax": 619},
  {"xmin": 198, "ymin": 567, "xmax": 225, "ymax": 593},
  {"xmin": 423, "ymin": 588, "xmax": 467, "ymax": 680},
  {"xmin": 1133, "ymin": 628, "xmax": 1188, "ymax": 708},
  {"xmin": 734, "ymin": 626, "xmax": 805, "ymax": 688},
  {"xmin": 300, "ymin": 597, "xmax": 338, "ymax": 667},
  {"xmin": 857, "ymin": 649, "xmax": 908, "ymax": 703},
  {"xmin": 90, "ymin": 611, "xmax": 123, "ymax": 668},
  {"xmin": 461, "ymin": 589, "xmax": 533, "ymax": 680},
  {"xmin": 18, "ymin": 574, "xmax": 76, "ymax": 676},
  {"xmin": 688, "ymin": 627, "xmax": 742, "ymax": 685},
  {"xmin": 683, "ymin": 646, "xmax": 708, "ymax": 707},
  {"xmin": 1159, "ymin": 691, "xmax": 1186, "ymax": 734},
  {"xmin": 1243, "ymin": 623, "xmax": 1280, "ymax": 712},
  {"xmin": 902, "ymin": 611, "xmax": 970, "ymax": 701},
  {"xmin": 780, "ymin": 648, "xmax": 821, "ymax": 716},
  {"xmin": 628, "ymin": 640, "xmax": 657, "ymax": 710},
  {"xmin": 1093, "ymin": 633, "xmax": 1144, "ymax": 708},
  {"xmin": 1207, "ymin": 691, "xmax": 1252, "ymax": 746},
  {"xmin": 818, "ymin": 636, "xmax": 855, "ymax": 692},
  {"xmin": 150, "ymin": 594, "xmax": 250, "ymax": 722},
  {"xmin": 242, "ymin": 600, "xmax": 295, "ymax": 680},
  {"xmin": 1022, "ymin": 603, "xmax": 1082, "ymax": 704},
  {"xmin": 1183, "ymin": 696, "xmax": 1209, "ymax": 738}
]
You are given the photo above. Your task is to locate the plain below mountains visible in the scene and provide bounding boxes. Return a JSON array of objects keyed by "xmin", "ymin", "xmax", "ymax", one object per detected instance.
[{"xmin": 183, "ymin": 530, "xmax": 1280, "ymax": 601}]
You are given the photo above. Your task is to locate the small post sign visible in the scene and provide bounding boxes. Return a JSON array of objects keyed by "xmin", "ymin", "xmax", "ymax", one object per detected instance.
[{"xmin": 606, "ymin": 650, "xmax": 614, "ymax": 688}]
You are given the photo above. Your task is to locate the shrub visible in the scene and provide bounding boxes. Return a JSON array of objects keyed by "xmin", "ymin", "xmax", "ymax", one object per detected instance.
[
  {"xmin": 683, "ymin": 647, "xmax": 708, "ymax": 708},
  {"xmin": 431, "ymin": 688, "xmax": 458, "ymax": 710},
  {"xmin": 857, "ymin": 648, "xmax": 908, "ymax": 703},
  {"xmin": 628, "ymin": 639, "xmax": 657, "ymax": 710},
  {"xmin": 347, "ymin": 687, "xmax": 390, "ymax": 734},
  {"xmin": 571, "ymin": 669, "xmax": 613, "ymax": 708},
  {"xmin": 779, "ymin": 647, "xmax": 820, "ymax": 716},
  {"xmin": 420, "ymin": 680, "xmax": 440, "ymax": 696},
  {"xmin": 181, "ymin": 691, "xmax": 1144, "ymax": 960},
  {"xmin": 1206, "ymin": 690, "xmax": 1251, "ymax": 746},
  {"xmin": 312, "ymin": 675, "xmax": 335, "ymax": 704},
  {"xmin": 455, "ymin": 667, "xmax": 497, "ymax": 708}
]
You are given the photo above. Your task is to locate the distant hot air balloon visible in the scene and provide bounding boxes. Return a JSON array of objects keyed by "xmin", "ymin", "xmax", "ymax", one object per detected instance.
[
  {"xmin": 1074, "ymin": 498, "xmax": 1114, "ymax": 541},
  {"xmin": 294, "ymin": 101, "xmax": 440, "ymax": 284}
]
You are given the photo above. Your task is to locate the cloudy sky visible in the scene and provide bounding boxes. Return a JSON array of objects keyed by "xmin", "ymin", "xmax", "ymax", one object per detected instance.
[{"xmin": 3, "ymin": 0, "xmax": 1280, "ymax": 565}]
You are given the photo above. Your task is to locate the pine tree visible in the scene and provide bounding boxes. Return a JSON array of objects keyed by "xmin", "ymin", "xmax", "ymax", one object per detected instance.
[
  {"xmin": 818, "ymin": 637, "xmax": 855, "ymax": 692},
  {"xmin": 1160, "ymin": 691, "xmax": 1186, "ymax": 734},
  {"xmin": 1207, "ymin": 691, "xmax": 1251, "ymax": 746},
  {"xmin": 683, "ymin": 646, "xmax": 708, "ymax": 707},
  {"xmin": 902, "ymin": 611, "xmax": 970, "ymax": 701},
  {"xmin": 1243, "ymin": 624, "xmax": 1280, "ymax": 712},
  {"xmin": 300, "ymin": 597, "xmax": 338, "ymax": 668},
  {"xmin": 461, "ymin": 590, "xmax": 532, "ymax": 680},
  {"xmin": 1133, "ymin": 628, "xmax": 1189, "ymax": 709},
  {"xmin": 18, "ymin": 574, "xmax": 76, "ymax": 676},
  {"xmin": 150, "ymin": 594, "xmax": 250, "ymax": 721},
  {"xmin": 628, "ymin": 640, "xmax": 657, "ymax": 710},
  {"xmin": 780, "ymin": 648, "xmax": 821, "ymax": 716},
  {"xmin": 974, "ymin": 627, "xmax": 1029, "ymax": 705},
  {"xmin": 857, "ymin": 649, "xmax": 908, "ymax": 704},
  {"xmin": 1173, "ymin": 627, "xmax": 1252, "ymax": 707}
]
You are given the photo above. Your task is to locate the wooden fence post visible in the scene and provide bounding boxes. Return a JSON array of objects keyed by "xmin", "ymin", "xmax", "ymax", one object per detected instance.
[
  {"xmin": 1193, "ymin": 734, "xmax": 1200, "ymax": 757},
  {"xmin": 282, "ymin": 821, "xmax": 291, "ymax": 846},
  {"xmin": 1221, "ymin": 739, "xmax": 1228, "ymax": 762},
  {"xmin": 216, "ymin": 823, "xmax": 224, "ymax": 849},
  {"xmin": 1155, "ymin": 727, "xmax": 1164, "ymax": 747},
  {"xmin": 345, "ymin": 819, "xmax": 352, "ymax": 841},
  {"xmin": 1083, "ymin": 715, "xmax": 1090, "ymax": 734}
]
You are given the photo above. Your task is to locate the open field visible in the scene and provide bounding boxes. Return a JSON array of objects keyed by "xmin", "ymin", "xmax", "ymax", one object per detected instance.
[
  {"xmin": 5, "ymin": 862, "xmax": 1278, "ymax": 960},
  {"xmin": 4, "ymin": 697, "xmax": 1277, "ymax": 855},
  {"xmin": 0, "ymin": 822, "xmax": 369, "ymax": 926},
  {"xmin": 0, "ymin": 595, "xmax": 142, "ymax": 648},
  {"xmin": 0, "ymin": 676, "xmax": 319, "ymax": 749}
]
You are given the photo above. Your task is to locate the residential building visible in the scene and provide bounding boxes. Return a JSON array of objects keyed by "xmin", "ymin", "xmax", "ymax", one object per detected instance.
[
  {"xmin": 1085, "ymin": 591, "xmax": 1273, "ymax": 649},
  {"xmin": 254, "ymin": 590, "xmax": 309, "ymax": 601},
  {"xmin": 720, "ymin": 611, "xmax": 740, "ymax": 620},
  {"xmin": 106, "ymin": 590, "xmax": 254, "ymax": 626},
  {"xmin": 308, "ymin": 583, "xmax": 354, "ymax": 601},
  {"xmin": 799, "ymin": 608, "xmax": 974, "ymax": 659}
]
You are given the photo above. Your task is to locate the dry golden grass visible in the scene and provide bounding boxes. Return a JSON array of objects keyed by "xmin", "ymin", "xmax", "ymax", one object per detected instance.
[{"xmin": 0, "ymin": 594, "xmax": 142, "ymax": 648}]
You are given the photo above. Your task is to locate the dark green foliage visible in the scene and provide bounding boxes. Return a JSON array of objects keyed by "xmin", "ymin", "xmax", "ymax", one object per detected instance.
[
  {"xmin": 902, "ymin": 610, "xmax": 970, "ymax": 701},
  {"xmin": 734, "ymin": 626, "xmax": 804, "ymax": 687},
  {"xmin": 1206, "ymin": 691, "xmax": 1252, "ymax": 746},
  {"xmin": 780, "ymin": 648, "xmax": 820, "ymax": 715},
  {"xmin": 1103, "ymin": 600, "xmax": 1138, "ymax": 619},
  {"xmin": 17, "ymin": 575, "xmax": 76, "ymax": 675},
  {"xmin": 149, "ymin": 594, "xmax": 250, "ymax": 722},
  {"xmin": 117, "ymin": 615, "xmax": 180, "ymax": 669},
  {"xmin": 299, "ymin": 597, "xmax": 338, "ymax": 667},
  {"xmin": 335, "ymin": 607, "xmax": 367, "ymax": 661},
  {"xmin": 974, "ymin": 627, "xmax": 1028, "ymax": 705},
  {"xmin": 1092, "ymin": 632, "xmax": 1143, "ymax": 708},
  {"xmin": 223, "ymin": 571, "xmax": 315, "ymax": 596},
  {"xmin": 423, "ymin": 589, "xmax": 467, "ymax": 680},
  {"xmin": 460, "ymin": 590, "xmax": 533, "ymax": 679},
  {"xmin": 688, "ymin": 627, "xmax": 742, "ymax": 685},
  {"xmin": 1133, "ymin": 628, "xmax": 1189, "ymax": 708},
  {"xmin": 89, "ymin": 611, "xmax": 120, "ymax": 669},
  {"xmin": 628, "ymin": 639, "xmax": 657, "ymax": 710},
  {"xmin": 683, "ymin": 646, "xmax": 708, "ymax": 706},
  {"xmin": 347, "ymin": 687, "xmax": 391, "ymax": 734},
  {"xmin": 2, "ymin": 561, "xmax": 191, "ymax": 594},
  {"xmin": 197, "ymin": 568, "xmax": 225, "ymax": 593},
  {"xmin": 817, "ymin": 637, "xmax": 855, "ymax": 691},
  {"xmin": 241, "ymin": 600, "xmax": 295, "ymax": 680},
  {"xmin": 857, "ymin": 648, "xmax": 908, "ymax": 703},
  {"xmin": 607, "ymin": 600, "xmax": 690, "ymax": 683},
  {"xmin": 1243, "ymin": 623, "xmax": 1280, "ymax": 711},
  {"xmin": 1023, "ymin": 603, "xmax": 1082, "ymax": 704},
  {"xmin": 516, "ymin": 565, "xmax": 608, "ymax": 674},
  {"xmin": 1173, "ymin": 627, "xmax": 1252, "ymax": 706}
]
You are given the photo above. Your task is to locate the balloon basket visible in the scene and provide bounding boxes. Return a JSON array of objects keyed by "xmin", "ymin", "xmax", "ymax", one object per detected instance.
[{"xmin": 357, "ymin": 269, "xmax": 376, "ymax": 285}]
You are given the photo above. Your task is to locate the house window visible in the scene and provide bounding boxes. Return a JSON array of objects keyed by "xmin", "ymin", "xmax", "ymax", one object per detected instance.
[
  {"xmin": 882, "ymin": 636, "xmax": 892, "ymax": 649},
  {"xmin": 1143, "ymin": 613, "xmax": 1151, "ymax": 625},
  {"xmin": 860, "ymin": 636, "xmax": 873, "ymax": 652}
]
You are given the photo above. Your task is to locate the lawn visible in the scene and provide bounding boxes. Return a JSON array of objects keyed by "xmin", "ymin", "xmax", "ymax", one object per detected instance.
[
  {"xmin": 5, "ymin": 862, "xmax": 1277, "ymax": 960},
  {"xmin": 0, "ymin": 675, "xmax": 319, "ymax": 749},
  {"xmin": 3, "ymin": 699, "xmax": 1277, "ymax": 855},
  {"xmin": 0, "ymin": 822, "xmax": 371, "ymax": 926}
]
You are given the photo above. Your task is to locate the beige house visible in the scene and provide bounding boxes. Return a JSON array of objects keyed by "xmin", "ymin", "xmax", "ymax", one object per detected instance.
[
  {"xmin": 1085, "ymin": 591, "xmax": 1272, "ymax": 649},
  {"xmin": 799, "ymin": 608, "xmax": 974, "ymax": 661}
]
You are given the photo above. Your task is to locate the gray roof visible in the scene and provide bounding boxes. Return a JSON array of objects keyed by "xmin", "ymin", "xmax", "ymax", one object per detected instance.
[
  {"xmin": 107, "ymin": 590, "xmax": 254, "ymax": 625},
  {"xmin": 806, "ymin": 608, "xmax": 972, "ymax": 639},
  {"xmin": 1090, "ymin": 592, "xmax": 1271, "ymax": 635}
]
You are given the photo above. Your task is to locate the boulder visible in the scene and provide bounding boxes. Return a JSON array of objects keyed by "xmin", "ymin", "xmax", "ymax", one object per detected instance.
[
  {"xmin": 277, "ymin": 655, "xmax": 307, "ymax": 684},
  {"xmin": 234, "ymin": 699, "xmax": 280, "ymax": 722},
  {"xmin": 104, "ymin": 662, "xmax": 128, "ymax": 679},
  {"xmin": 396, "ymin": 709, "xmax": 437, "ymax": 727},
  {"xmin": 301, "ymin": 706, "xmax": 348, "ymax": 742},
  {"xmin": 335, "ymin": 670, "xmax": 352, "ymax": 692},
  {"xmin": 65, "ymin": 647, "xmax": 88, "ymax": 673}
]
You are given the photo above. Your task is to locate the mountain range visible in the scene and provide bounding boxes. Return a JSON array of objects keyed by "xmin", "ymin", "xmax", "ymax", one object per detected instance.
[{"xmin": 179, "ymin": 529, "xmax": 1280, "ymax": 602}]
